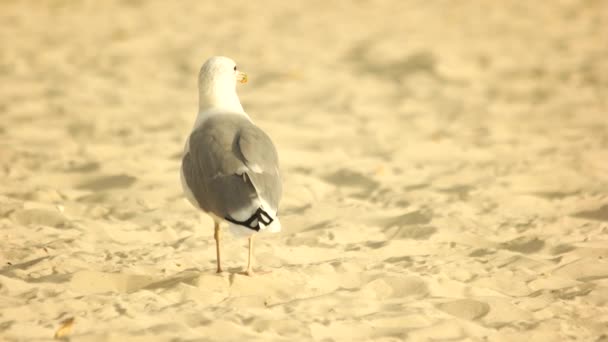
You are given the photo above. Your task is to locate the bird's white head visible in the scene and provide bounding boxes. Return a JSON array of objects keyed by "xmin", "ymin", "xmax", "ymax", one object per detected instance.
[{"xmin": 197, "ymin": 56, "xmax": 248, "ymax": 114}]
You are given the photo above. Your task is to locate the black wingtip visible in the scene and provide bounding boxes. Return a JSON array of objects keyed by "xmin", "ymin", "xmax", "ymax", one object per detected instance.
[{"xmin": 225, "ymin": 208, "xmax": 274, "ymax": 232}]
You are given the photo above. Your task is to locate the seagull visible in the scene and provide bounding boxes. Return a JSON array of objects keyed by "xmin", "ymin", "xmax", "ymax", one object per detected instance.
[{"xmin": 180, "ymin": 56, "xmax": 282, "ymax": 276}]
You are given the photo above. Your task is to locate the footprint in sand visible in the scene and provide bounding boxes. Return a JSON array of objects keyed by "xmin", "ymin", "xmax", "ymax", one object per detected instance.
[
  {"xmin": 436, "ymin": 299, "xmax": 490, "ymax": 320},
  {"xmin": 76, "ymin": 174, "xmax": 137, "ymax": 191},
  {"xmin": 572, "ymin": 204, "xmax": 608, "ymax": 222},
  {"xmin": 13, "ymin": 208, "xmax": 68, "ymax": 228},
  {"xmin": 499, "ymin": 236, "xmax": 545, "ymax": 253},
  {"xmin": 362, "ymin": 275, "xmax": 429, "ymax": 299},
  {"xmin": 69, "ymin": 271, "xmax": 157, "ymax": 294},
  {"xmin": 381, "ymin": 211, "xmax": 437, "ymax": 240},
  {"xmin": 322, "ymin": 169, "xmax": 379, "ymax": 193}
]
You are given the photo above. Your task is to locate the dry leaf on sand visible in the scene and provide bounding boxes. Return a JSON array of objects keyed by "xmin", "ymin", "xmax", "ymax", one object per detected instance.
[{"xmin": 54, "ymin": 317, "xmax": 75, "ymax": 339}]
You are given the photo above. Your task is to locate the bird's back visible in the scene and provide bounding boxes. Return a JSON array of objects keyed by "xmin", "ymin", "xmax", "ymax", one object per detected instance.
[{"xmin": 181, "ymin": 114, "xmax": 281, "ymax": 231}]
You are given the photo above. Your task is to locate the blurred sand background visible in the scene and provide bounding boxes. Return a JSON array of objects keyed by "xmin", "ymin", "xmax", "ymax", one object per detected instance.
[{"xmin": 1, "ymin": 0, "xmax": 608, "ymax": 341}]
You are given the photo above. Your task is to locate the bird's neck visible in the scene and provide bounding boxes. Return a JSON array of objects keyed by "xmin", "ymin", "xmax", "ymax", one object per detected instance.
[
  {"xmin": 198, "ymin": 88, "xmax": 244, "ymax": 112},
  {"xmin": 194, "ymin": 85, "xmax": 250, "ymax": 130},
  {"xmin": 198, "ymin": 83, "xmax": 244, "ymax": 112}
]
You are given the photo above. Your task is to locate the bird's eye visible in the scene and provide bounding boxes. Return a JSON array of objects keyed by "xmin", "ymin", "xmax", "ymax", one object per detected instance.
[{"xmin": 234, "ymin": 66, "xmax": 237, "ymax": 71}]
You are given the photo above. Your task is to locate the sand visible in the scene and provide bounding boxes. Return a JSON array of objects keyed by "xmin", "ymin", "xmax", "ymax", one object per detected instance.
[{"xmin": 1, "ymin": 0, "xmax": 608, "ymax": 341}]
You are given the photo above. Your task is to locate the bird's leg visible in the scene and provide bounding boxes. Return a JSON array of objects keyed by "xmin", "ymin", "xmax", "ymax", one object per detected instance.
[
  {"xmin": 214, "ymin": 222, "xmax": 222, "ymax": 273},
  {"xmin": 246, "ymin": 235, "xmax": 254, "ymax": 276}
]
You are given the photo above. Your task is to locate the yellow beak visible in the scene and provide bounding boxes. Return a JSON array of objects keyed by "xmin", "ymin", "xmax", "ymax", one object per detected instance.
[{"xmin": 237, "ymin": 71, "xmax": 248, "ymax": 84}]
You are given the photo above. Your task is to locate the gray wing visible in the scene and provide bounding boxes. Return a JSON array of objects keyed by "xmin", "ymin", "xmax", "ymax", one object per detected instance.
[
  {"xmin": 181, "ymin": 115, "xmax": 281, "ymax": 221},
  {"xmin": 236, "ymin": 124, "xmax": 281, "ymax": 209}
]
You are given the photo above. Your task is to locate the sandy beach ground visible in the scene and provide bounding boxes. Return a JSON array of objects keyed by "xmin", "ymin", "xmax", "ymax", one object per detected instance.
[{"xmin": 1, "ymin": 1, "xmax": 608, "ymax": 341}]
